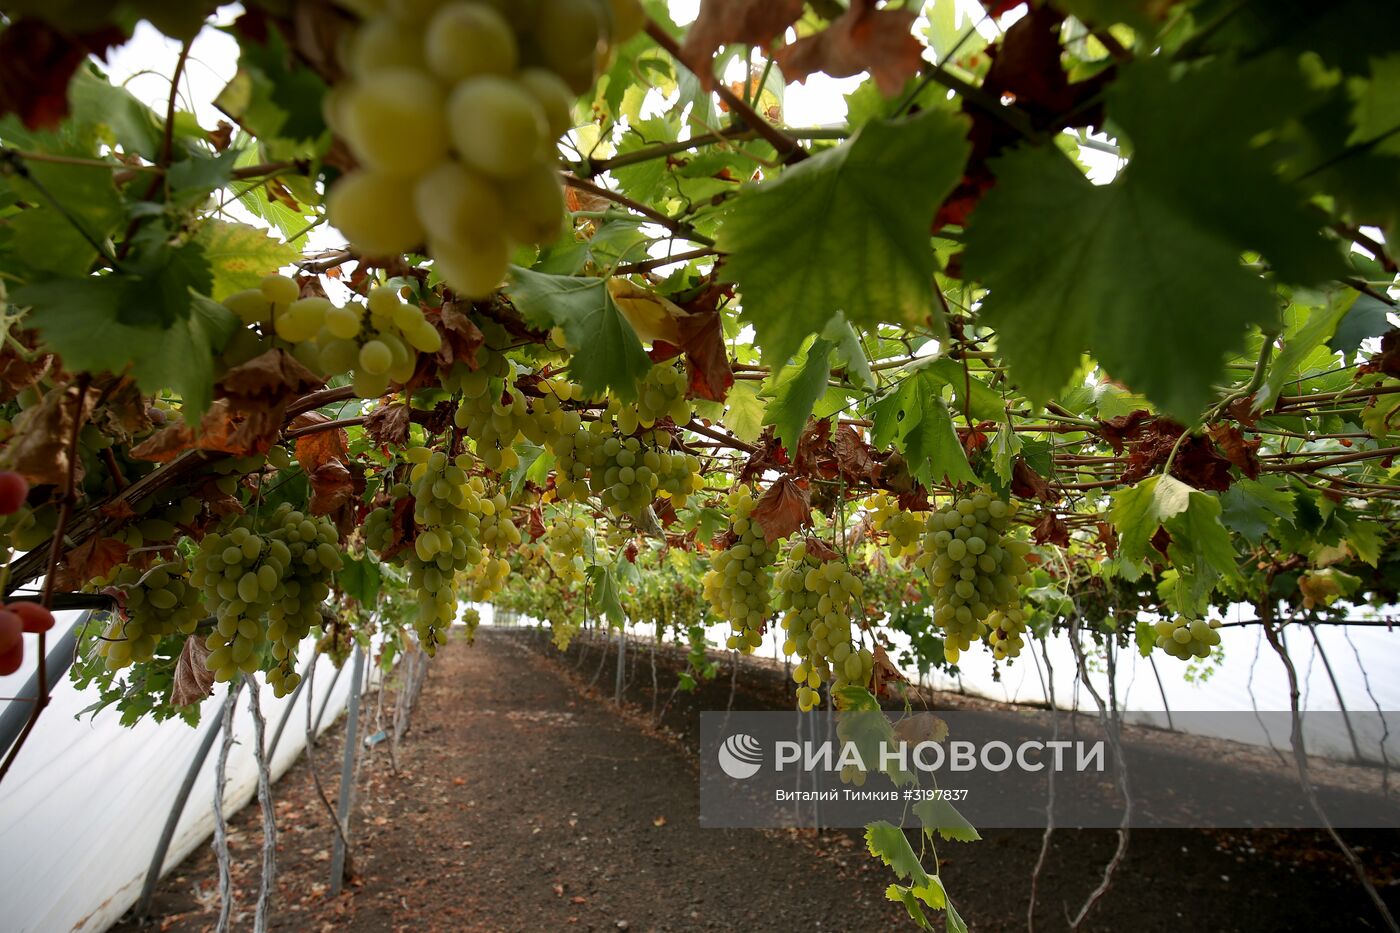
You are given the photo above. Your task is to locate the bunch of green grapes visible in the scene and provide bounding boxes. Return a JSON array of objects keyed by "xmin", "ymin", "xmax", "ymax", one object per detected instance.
[
  {"xmin": 325, "ymin": 0, "xmax": 644, "ymax": 296},
  {"xmin": 462, "ymin": 606, "xmax": 481, "ymax": 644},
  {"xmin": 986, "ymin": 607, "xmax": 1027, "ymax": 661},
  {"xmin": 1153, "ymin": 616, "xmax": 1222, "ymax": 661},
  {"xmin": 448, "ymin": 356, "xmax": 578, "ymax": 471},
  {"xmin": 98, "ymin": 561, "xmax": 202, "ymax": 671},
  {"xmin": 191, "ymin": 506, "xmax": 342, "ymax": 691},
  {"xmin": 0, "ymin": 501, "xmax": 57, "ymax": 552},
  {"xmin": 701, "ymin": 486, "xmax": 776, "ymax": 653},
  {"xmin": 620, "ymin": 363, "xmax": 691, "ymax": 434},
  {"xmin": 543, "ymin": 515, "xmax": 589, "ymax": 584},
  {"xmin": 312, "ymin": 284, "xmax": 442, "ymax": 398},
  {"xmin": 402, "ymin": 445, "xmax": 486, "ymax": 650},
  {"xmin": 914, "ymin": 493, "xmax": 1032, "ymax": 663},
  {"xmin": 775, "ymin": 541, "xmax": 872, "ymax": 712},
  {"xmin": 476, "ymin": 484, "xmax": 521, "ymax": 550},
  {"xmin": 866, "ymin": 493, "xmax": 923, "ymax": 559},
  {"xmin": 463, "ymin": 554, "xmax": 510, "ymax": 601},
  {"xmin": 552, "ymin": 414, "xmax": 701, "ymax": 520}
]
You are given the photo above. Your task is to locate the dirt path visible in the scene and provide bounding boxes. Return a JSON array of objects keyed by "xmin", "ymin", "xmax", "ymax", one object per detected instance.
[{"xmin": 120, "ymin": 629, "xmax": 905, "ymax": 932}]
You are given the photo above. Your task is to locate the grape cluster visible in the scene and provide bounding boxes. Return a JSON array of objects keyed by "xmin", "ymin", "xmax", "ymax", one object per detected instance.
[
  {"xmin": 191, "ymin": 505, "xmax": 342, "ymax": 692},
  {"xmin": 986, "ymin": 607, "xmax": 1027, "ymax": 661},
  {"xmin": 1153, "ymin": 616, "xmax": 1222, "ymax": 661},
  {"xmin": 544, "ymin": 515, "xmax": 589, "ymax": 584},
  {"xmin": 325, "ymin": 0, "xmax": 643, "ymax": 296},
  {"xmin": 98, "ymin": 561, "xmax": 202, "ymax": 670},
  {"xmin": 914, "ymin": 493, "xmax": 1031, "ymax": 663},
  {"xmin": 403, "ymin": 445, "xmax": 486, "ymax": 650},
  {"xmin": 224, "ymin": 278, "xmax": 443, "ymax": 398},
  {"xmin": 462, "ymin": 606, "xmax": 481, "ymax": 644},
  {"xmin": 775, "ymin": 541, "xmax": 873, "ymax": 712},
  {"xmin": 552, "ymin": 412, "xmax": 701, "ymax": 520},
  {"xmin": 621, "ymin": 363, "xmax": 691, "ymax": 434},
  {"xmin": 866, "ymin": 493, "xmax": 923, "ymax": 559},
  {"xmin": 701, "ymin": 486, "xmax": 776, "ymax": 652}
]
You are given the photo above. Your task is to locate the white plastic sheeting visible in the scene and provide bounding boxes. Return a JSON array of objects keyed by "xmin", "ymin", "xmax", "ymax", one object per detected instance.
[{"xmin": 0, "ymin": 611, "xmax": 378, "ymax": 933}]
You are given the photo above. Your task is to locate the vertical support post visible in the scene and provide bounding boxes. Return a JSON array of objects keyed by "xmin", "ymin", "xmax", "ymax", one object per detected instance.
[
  {"xmin": 329, "ymin": 645, "xmax": 365, "ymax": 895},
  {"xmin": 614, "ymin": 626, "xmax": 626, "ymax": 705}
]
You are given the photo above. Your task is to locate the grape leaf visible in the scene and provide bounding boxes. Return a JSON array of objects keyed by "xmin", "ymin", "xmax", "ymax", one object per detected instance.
[
  {"xmin": 1329, "ymin": 295, "xmax": 1392, "ymax": 362},
  {"xmin": 1256, "ymin": 298, "xmax": 1352, "ymax": 409},
  {"xmin": 1219, "ymin": 477, "xmax": 1296, "ymax": 543},
  {"xmin": 585, "ymin": 563, "xmax": 626, "ymax": 625},
  {"xmin": 337, "ymin": 556, "xmax": 382, "ymax": 606},
  {"xmin": 764, "ymin": 338, "xmax": 833, "ymax": 452},
  {"xmin": 718, "ymin": 108, "xmax": 971, "ymax": 367},
  {"xmin": 1348, "ymin": 55, "xmax": 1400, "ymax": 156},
  {"xmin": 913, "ymin": 798, "xmax": 981, "ymax": 843},
  {"xmin": 866, "ymin": 820, "xmax": 947, "ymax": 926},
  {"xmin": 722, "ymin": 380, "xmax": 766, "ymax": 444},
  {"xmin": 990, "ymin": 422, "xmax": 1022, "ymax": 485},
  {"xmin": 1109, "ymin": 475, "xmax": 1192, "ymax": 564},
  {"xmin": 966, "ymin": 55, "xmax": 1344, "ymax": 418},
  {"xmin": 15, "ymin": 279, "xmax": 238, "ymax": 417},
  {"xmin": 195, "ymin": 220, "xmax": 299, "ymax": 301},
  {"xmin": 1164, "ymin": 490, "xmax": 1241, "ymax": 589},
  {"xmin": 505, "ymin": 267, "xmax": 652, "ymax": 401}
]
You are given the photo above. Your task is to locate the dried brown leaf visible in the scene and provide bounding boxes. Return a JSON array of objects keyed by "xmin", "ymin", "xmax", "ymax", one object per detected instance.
[
  {"xmin": 775, "ymin": 3, "xmax": 924, "ymax": 97},
  {"xmin": 751, "ymin": 476, "xmax": 812, "ymax": 543},
  {"xmin": 291, "ymin": 412, "xmax": 350, "ymax": 475},
  {"xmin": 681, "ymin": 0, "xmax": 806, "ymax": 85},
  {"xmin": 2, "ymin": 383, "xmax": 96, "ymax": 486},
  {"xmin": 171, "ymin": 636, "xmax": 215, "ymax": 707}
]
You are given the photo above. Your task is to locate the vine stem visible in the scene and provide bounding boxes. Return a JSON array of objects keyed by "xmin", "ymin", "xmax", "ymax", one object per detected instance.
[
  {"xmin": 561, "ymin": 174, "xmax": 715, "ymax": 247},
  {"xmin": 1261, "ymin": 607, "xmax": 1400, "ymax": 933},
  {"xmin": 244, "ymin": 675, "xmax": 277, "ymax": 933},
  {"xmin": 213, "ymin": 678, "xmax": 245, "ymax": 933},
  {"xmin": 643, "ymin": 19, "xmax": 807, "ymax": 164},
  {"xmin": 0, "ymin": 377, "xmax": 90, "ymax": 788}
]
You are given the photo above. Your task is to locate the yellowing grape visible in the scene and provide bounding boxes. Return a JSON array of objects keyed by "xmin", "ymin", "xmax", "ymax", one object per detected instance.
[
  {"xmin": 425, "ymin": 2, "xmax": 518, "ymax": 81},
  {"xmin": 517, "ymin": 67, "xmax": 575, "ymax": 138},
  {"xmin": 447, "ymin": 76, "xmax": 549, "ymax": 179},
  {"xmin": 341, "ymin": 15, "xmax": 421, "ymax": 77},
  {"xmin": 327, "ymin": 170, "xmax": 426, "ymax": 257},
  {"xmin": 359, "ymin": 339, "xmax": 394, "ymax": 375},
  {"xmin": 431, "ymin": 235, "xmax": 510, "ymax": 298},
  {"xmin": 341, "ymin": 69, "xmax": 449, "ymax": 175},
  {"xmin": 324, "ymin": 304, "xmax": 363, "ymax": 340},
  {"xmin": 260, "ymin": 273, "xmax": 299, "ymax": 306},
  {"xmin": 414, "ymin": 161, "xmax": 507, "ymax": 246}
]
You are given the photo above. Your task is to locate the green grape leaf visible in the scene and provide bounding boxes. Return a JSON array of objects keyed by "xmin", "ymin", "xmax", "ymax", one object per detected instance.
[
  {"xmin": 718, "ymin": 108, "xmax": 971, "ymax": 367},
  {"xmin": 722, "ymin": 380, "xmax": 766, "ymax": 444},
  {"xmin": 913, "ymin": 798, "xmax": 981, "ymax": 843},
  {"xmin": 966, "ymin": 56, "xmax": 1343, "ymax": 418},
  {"xmin": 1219, "ymin": 477, "xmax": 1296, "ymax": 543},
  {"xmin": 1256, "ymin": 298, "xmax": 1352, "ymax": 409},
  {"xmin": 1348, "ymin": 55, "xmax": 1400, "ymax": 156},
  {"xmin": 118, "ymin": 241, "xmax": 214, "ymax": 328},
  {"xmin": 585, "ymin": 563, "xmax": 627, "ymax": 625},
  {"xmin": 872, "ymin": 372, "xmax": 976, "ymax": 487},
  {"xmin": 505, "ymin": 268, "xmax": 652, "ymax": 401},
  {"xmin": 1051, "ymin": 0, "xmax": 1163, "ymax": 32},
  {"xmin": 15, "ymin": 280, "xmax": 237, "ymax": 418},
  {"xmin": 1110, "ymin": 475, "xmax": 1193, "ymax": 564},
  {"xmin": 867, "ymin": 822, "xmax": 947, "ymax": 915},
  {"xmin": 68, "ymin": 66, "xmax": 162, "ymax": 160},
  {"xmin": 990, "ymin": 422, "xmax": 1023, "ymax": 485},
  {"xmin": 167, "ymin": 149, "xmax": 241, "ymax": 202},
  {"xmin": 825, "ymin": 315, "xmax": 875, "ymax": 390},
  {"xmin": 194, "ymin": 220, "xmax": 299, "ymax": 301},
  {"xmin": 919, "ymin": 358, "xmax": 1004, "ymax": 421},
  {"xmin": 764, "ymin": 338, "xmax": 833, "ymax": 452},
  {"xmin": 1329, "ymin": 295, "xmax": 1393, "ymax": 361},
  {"xmin": 1343, "ymin": 517, "xmax": 1384, "ymax": 566},
  {"xmin": 337, "ymin": 556, "xmax": 382, "ymax": 606},
  {"xmin": 885, "ymin": 885, "xmax": 935, "ymax": 930},
  {"xmin": 946, "ymin": 903, "xmax": 968, "ymax": 933},
  {"xmin": 1164, "ymin": 490, "xmax": 1242, "ymax": 597},
  {"xmin": 1134, "ymin": 620, "xmax": 1157, "ymax": 657}
]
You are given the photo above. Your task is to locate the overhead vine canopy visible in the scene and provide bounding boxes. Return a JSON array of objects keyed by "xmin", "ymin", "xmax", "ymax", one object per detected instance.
[{"xmin": 0, "ymin": 0, "xmax": 1396, "ymax": 926}]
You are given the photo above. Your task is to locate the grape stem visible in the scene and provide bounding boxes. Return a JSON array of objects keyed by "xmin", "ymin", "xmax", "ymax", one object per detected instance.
[{"xmin": 561, "ymin": 174, "xmax": 716, "ymax": 247}]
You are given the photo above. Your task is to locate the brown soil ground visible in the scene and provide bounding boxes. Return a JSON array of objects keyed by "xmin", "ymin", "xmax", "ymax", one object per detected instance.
[{"xmin": 115, "ymin": 626, "xmax": 1400, "ymax": 933}]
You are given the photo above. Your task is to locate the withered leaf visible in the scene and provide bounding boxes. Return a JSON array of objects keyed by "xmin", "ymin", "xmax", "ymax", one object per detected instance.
[
  {"xmin": 291, "ymin": 411, "xmax": 350, "ymax": 475},
  {"xmin": 2, "ymin": 383, "xmax": 95, "ymax": 486},
  {"xmin": 751, "ymin": 475, "xmax": 812, "ymax": 543},
  {"xmin": 171, "ymin": 636, "xmax": 215, "ymax": 707},
  {"xmin": 775, "ymin": 1, "xmax": 925, "ymax": 97},
  {"xmin": 681, "ymin": 0, "xmax": 806, "ymax": 85},
  {"xmin": 54, "ymin": 536, "xmax": 129, "ymax": 592},
  {"xmin": 364, "ymin": 403, "xmax": 412, "ymax": 448},
  {"xmin": 308, "ymin": 459, "xmax": 354, "ymax": 516},
  {"xmin": 435, "ymin": 303, "xmax": 485, "ymax": 371},
  {"xmin": 1207, "ymin": 423, "xmax": 1261, "ymax": 479},
  {"xmin": 1032, "ymin": 512, "xmax": 1071, "ymax": 547},
  {"xmin": 0, "ymin": 20, "xmax": 127, "ymax": 129},
  {"xmin": 1011, "ymin": 457, "xmax": 1054, "ymax": 502}
]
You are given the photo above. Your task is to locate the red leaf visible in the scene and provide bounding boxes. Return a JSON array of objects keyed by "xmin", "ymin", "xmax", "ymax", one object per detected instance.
[
  {"xmin": 775, "ymin": 2, "xmax": 925, "ymax": 97},
  {"xmin": 308, "ymin": 460, "xmax": 354, "ymax": 516},
  {"xmin": 833, "ymin": 424, "xmax": 878, "ymax": 483},
  {"xmin": 527, "ymin": 506, "xmax": 547, "ymax": 541},
  {"xmin": 1032, "ymin": 512, "xmax": 1070, "ymax": 547},
  {"xmin": 435, "ymin": 302, "xmax": 486, "ymax": 370},
  {"xmin": 171, "ymin": 636, "xmax": 215, "ymax": 707},
  {"xmin": 1011, "ymin": 458, "xmax": 1053, "ymax": 502},
  {"xmin": 1095, "ymin": 520, "xmax": 1118, "ymax": 557},
  {"xmin": 751, "ymin": 476, "xmax": 812, "ymax": 543},
  {"xmin": 291, "ymin": 412, "xmax": 350, "ymax": 475},
  {"xmin": 0, "ymin": 20, "xmax": 127, "ymax": 130},
  {"xmin": 675, "ymin": 309, "xmax": 734, "ymax": 403},
  {"xmin": 681, "ymin": 0, "xmax": 806, "ymax": 85},
  {"xmin": 1207, "ymin": 423, "xmax": 1261, "ymax": 479},
  {"xmin": 364, "ymin": 403, "xmax": 412, "ymax": 448},
  {"xmin": 54, "ymin": 537, "xmax": 129, "ymax": 592},
  {"xmin": 1097, "ymin": 409, "xmax": 1152, "ymax": 453}
]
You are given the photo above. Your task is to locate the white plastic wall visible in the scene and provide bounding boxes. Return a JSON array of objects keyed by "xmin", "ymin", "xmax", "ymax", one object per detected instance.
[{"xmin": 0, "ymin": 611, "xmax": 380, "ymax": 933}]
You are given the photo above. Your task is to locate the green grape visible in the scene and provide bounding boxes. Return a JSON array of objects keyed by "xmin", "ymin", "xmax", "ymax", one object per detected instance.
[
  {"xmin": 502, "ymin": 162, "xmax": 567, "ymax": 246},
  {"xmin": 527, "ymin": 0, "xmax": 605, "ymax": 93},
  {"xmin": 987, "ymin": 608, "xmax": 1027, "ymax": 660},
  {"xmin": 359, "ymin": 339, "xmax": 393, "ymax": 375},
  {"xmin": 326, "ymin": 170, "xmax": 426, "ymax": 258},
  {"xmin": 776, "ymin": 541, "xmax": 872, "ymax": 711},
  {"xmin": 543, "ymin": 515, "xmax": 589, "ymax": 584},
  {"xmin": 260, "ymin": 273, "xmax": 300, "ymax": 306},
  {"xmin": 1153, "ymin": 616, "xmax": 1222, "ymax": 661},
  {"xmin": 424, "ymin": 2, "xmax": 519, "ymax": 81},
  {"xmin": 98, "ymin": 561, "xmax": 203, "ymax": 671},
  {"xmin": 446, "ymin": 76, "xmax": 549, "ymax": 179},
  {"xmin": 431, "ymin": 235, "xmax": 511, "ymax": 299},
  {"xmin": 867, "ymin": 493, "xmax": 924, "ymax": 559},
  {"xmin": 341, "ymin": 14, "xmax": 421, "ymax": 77},
  {"xmin": 702, "ymin": 486, "xmax": 776, "ymax": 654},
  {"xmin": 341, "ymin": 68, "xmax": 449, "ymax": 175},
  {"xmin": 914, "ymin": 492, "xmax": 1032, "ymax": 663},
  {"xmin": 517, "ymin": 67, "xmax": 575, "ymax": 138},
  {"xmin": 324, "ymin": 305, "xmax": 363, "ymax": 340}
]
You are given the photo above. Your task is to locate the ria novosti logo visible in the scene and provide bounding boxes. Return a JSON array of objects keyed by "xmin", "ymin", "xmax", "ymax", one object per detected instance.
[{"xmin": 717, "ymin": 733, "xmax": 763, "ymax": 779}]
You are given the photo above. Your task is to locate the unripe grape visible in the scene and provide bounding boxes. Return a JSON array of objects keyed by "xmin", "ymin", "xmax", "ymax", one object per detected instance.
[
  {"xmin": 342, "ymin": 15, "xmax": 421, "ymax": 77},
  {"xmin": 342, "ymin": 70, "xmax": 449, "ymax": 175},
  {"xmin": 517, "ymin": 67, "xmax": 575, "ymax": 138},
  {"xmin": 424, "ymin": 2, "xmax": 518, "ymax": 81},
  {"xmin": 502, "ymin": 163, "xmax": 566, "ymax": 245},
  {"xmin": 326, "ymin": 170, "xmax": 426, "ymax": 257},
  {"xmin": 324, "ymin": 304, "xmax": 363, "ymax": 339},
  {"xmin": 431, "ymin": 235, "xmax": 510, "ymax": 298},
  {"xmin": 414, "ymin": 161, "xmax": 507, "ymax": 247},
  {"xmin": 446, "ymin": 75, "xmax": 549, "ymax": 179}
]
